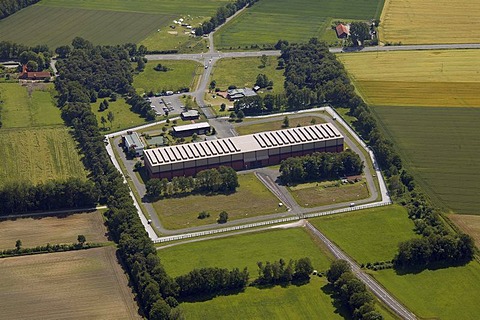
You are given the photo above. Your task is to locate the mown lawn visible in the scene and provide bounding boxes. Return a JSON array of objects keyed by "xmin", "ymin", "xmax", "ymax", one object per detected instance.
[
  {"xmin": 152, "ymin": 173, "xmax": 287, "ymax": 230},
  {"xmin": 338, "ymin": 50, "xmax": 480, "ymax": 107},
  {"xmin": 234, "ymin": 115, "xmax": 326, "ymax": 135},
  {"xmin": 133, "ymin": 60, "xmax": 202, "ymax": 95},
  {"xmin": 372, "ymin": 106, "xmax": 480, "ymax": 214},
  {"xmin": 379, "ymin": 0, "xmax": 480, "ymax": 44},
  {"xmin": 310, "ymin": 205, "xmax": 417, "ymax": 263},
  {"xmin": 92, "ymin": 98, "xmax": 146, "ymax": 133},
  {"xmin": 373, "ymin": 261, "xmax": 480, "ymax": 319},
  {"xmin": 210, "ymin": 56, "xmax": 285, "ymax": 94},
  {"xmin": 0, "ymin": 127, "xmax": 87, "ymax": 186},
  {"xmin": 214, "ymin": 0, "xmax": 384, "ymax": 49},
  {"xmin": 0, "ymin": 83, "xmax": 62, "ymax": 128}
]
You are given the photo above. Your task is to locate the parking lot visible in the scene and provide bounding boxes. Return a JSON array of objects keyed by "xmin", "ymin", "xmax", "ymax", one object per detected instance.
[{"xmin": 146, "ymin": 94, "xmax": 186, "ymax": 117}]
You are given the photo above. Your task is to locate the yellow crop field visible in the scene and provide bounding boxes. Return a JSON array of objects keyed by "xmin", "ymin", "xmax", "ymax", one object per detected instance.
[
  {"xmin": 338, "ymin": 49, "xmax": 480, "ymax": 107},
  {"xmin": 379, "ymin": 0, "xmax": 480, "ymax": 44}
]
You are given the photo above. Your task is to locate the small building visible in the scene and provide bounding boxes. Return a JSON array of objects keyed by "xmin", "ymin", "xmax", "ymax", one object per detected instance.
[
  {"xmin": 227, "ymin": 88, "xmax": 257, "ymax": 101},
  {"xmin": 1, "ymin": 61, "xmax": 20, "ymax": 69},
  {"xmin": 253, "ymin": 85, "xmax": 261, "ymax": 92},
  {"xmin": 172, "ymin": 122, "xmax": 211, "ymax": 137},
  {"xmin": 335, "ymin": 24, "xmax": 350, "ymax": 39},
  {"xmin": 123, "ymin": 132, "xmax": 145, "ymax": 156},
  {"xmin": 181, "ymin": 110, "xmax": 200, "ymax": 121},
  {"xmin": 19, "ymin": 65, "xmax": 51, "ymax": 81}
]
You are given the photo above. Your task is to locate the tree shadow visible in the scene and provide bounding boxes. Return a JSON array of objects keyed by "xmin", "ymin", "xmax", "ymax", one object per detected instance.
[
  {"xmin": 178, "ymin": 287, "xmax": 246, "ymax": 303},
  {"xmin": 393, "ymin": 259, "xmax": 472, "ymax": 275},
  {"xmin": 321, "ymin": 283, "xmax": 351, "ymax": 319}
]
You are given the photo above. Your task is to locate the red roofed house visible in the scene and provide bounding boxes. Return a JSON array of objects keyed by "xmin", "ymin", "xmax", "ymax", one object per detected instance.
[
  {"xmin": 19, "ymin": 65, "xmax": 51, "ymax": 81},
  {"xmin": 335, "ymin": 24, "xmax": 350, "ymax": 39}
]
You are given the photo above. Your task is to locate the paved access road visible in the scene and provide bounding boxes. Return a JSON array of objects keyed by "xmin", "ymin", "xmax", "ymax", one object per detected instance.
[{"xmin": 306, "ymin": 221, "xmax": 417, "ymax": 320}]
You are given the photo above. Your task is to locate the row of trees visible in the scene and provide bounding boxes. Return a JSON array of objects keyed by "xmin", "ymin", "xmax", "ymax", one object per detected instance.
[
  {"xmin": 194, "ymin": 0, "xmax": 259, "ymax": 36},
  {"xmin": 0, "ymin": 238, "xmax": 99, "ymax": 258},
  {"xmin": 0, "ymin": 0, "xmax": 39, "ymax": 20},
  {"xmin": 0, "ymin": 41, "xmax": 51, "ymax": 64},
  {"xmin": 126, "ymin": 93, "xmax": 157, "ymax": 120},
  {"xmin": 175, "ymin": 267, "xmax": 249, "ymax": 299},
  {"xmin": 279, "ymin": 150, "xmax": 363, "ymax": 185},
  {"xmin": 233, "ymin": 94, "xmax": 286, "ymax": 115},
  {"xmin": 255, "ymin": 257, "xmax": 314, "ymax": 285},
  {"xmin": 280, "ymin": 39, "xmax": 475, "ymax": 271},
  {"xmin": 55, "ymin": 40, "xmax": 183, "ymax": 319},
  {"xmin": 145, "ymin": 166, "xmax": 239, "ymax": 199},
  {"xmin": 327, "ymin": 260, "xmax": 383, "ymax": 320},
  {"xmin": 0, "ymin": 178, "xmax": 97, "ymax": 215}
]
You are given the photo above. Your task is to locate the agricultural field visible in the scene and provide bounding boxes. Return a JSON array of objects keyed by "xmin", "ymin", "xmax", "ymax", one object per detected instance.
[
  {"xmin": 214, "ymin": 0, "xmax": 384, "ymax": 50},
  {"xmin": 92, "ymin": 98, "xmax": 146, "ymax": 133},
  {"xmin": 448, "ymin": 214, "xmax": 480, "ymax": 248},
  {"xmin": 0, "ymin": 247, "xmax": 140, "ymax": 319},
  {"xmin": 373, "ymin": 262, "xmax": 480, "ymax": 319},
  {"xmin": 209, "ymin": 56, "xmax": 285, "ymax": 94},
  {"xmin": 372, "ymin": 106, "xmax": 480, "ymax": 214},
  {"xmin": 152, "ymin": 173, "xmax": 286, "ymax": 230},
  {"xmin": 133, "ymin": 60, "xmax": 202, "ymax": 95},
  {"xmin": 0, "ymin": 211, "xmax": 107, "ymax": 250},
  {"xmin": 310, "ymin": 205, "xmax": 417, "ymax": 263},
  {"xmin": 234, "ymin": 115, "xmax": 326, "ymax": 135},
  {"xmin": 0, "ymin": 127, "xmax": 87, "ymax": 186},
  {"xmin": 379, "ymin": 0, "xmax": 480, "ymax": 44},
  {"xmin": 289, "ymin": 179, "xmax": 369, "ymax": 208},
  {"xmin": 338, "ymin": 50, "xmax": 480, "ymax": 107},
  {"xmin": 0, "ymin": 83, "xmax": 62, "ymax": 128}
]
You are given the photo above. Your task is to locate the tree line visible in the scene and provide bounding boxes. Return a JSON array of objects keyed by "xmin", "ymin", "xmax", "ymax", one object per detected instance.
[
  {"xmin": 279, "ymin": 150, "xmax": 363, "ymax": 185},
  {"xmin": 145, "ymin": 166, "xmax": 239, "ymax": 199},
  {"xmin": 233, "ymin": 94, "xmax": 287, "ymax": 116},
  {"xmin": 0, "ymin": 178, "xmax": 97, "ymax": 215},
  {"xmin": 0, "ymin": 41, "xmax": 51, "ymax": 69},
  {"xmin": 0, "ymin": 0, "xmax": 39, "ymax": 20},
  {"xmin": 327, "ymin": 260, "xmax": 384, "ymax": 320},
  {"xmin": 280, "ymin": 39, "xmax": 475, "ymax": 271},
  {"xmin": 194, "ymin": 0, "xmax": 259, "ymax": 36},
  {"xmin": 255, "ymin": 257, "xmax": 314, "ymax": 285}
]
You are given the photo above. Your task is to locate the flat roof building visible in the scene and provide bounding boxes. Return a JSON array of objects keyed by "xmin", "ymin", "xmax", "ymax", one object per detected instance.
[
  {"xmin": 227, "ymin": 88, "xmax": 257, "ymax": 101},
  {"xmin": 180, "ymin": 110, "xmax": 200, "ymax": 120},
  {"xmin": 172, "ymin": 122, "xmax": 211, "ymax": 137},
  {"xmin": 145, "ymin": 123, "xmax": 344, "ymax": 179},
  {"xmin": 123, "ymin": 132, "xmax": 145, "ymax": 156}
]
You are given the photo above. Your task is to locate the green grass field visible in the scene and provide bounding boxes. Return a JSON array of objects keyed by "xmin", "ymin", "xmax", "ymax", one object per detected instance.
[
  {"xmin": 92, "ymin": 98, "xmax": 146, "ymax": 133},
  {"xmin": 210, "ymin": 56, "xmax": 285, "ymax": 94},
  {"xmin": 234, "ymin": 115, "xmax": 326, "ymax": 135},
  {"xmin": 133, "ymin": 60, "xmax": 202, "ymax": 95},
  {"xmin": 338, "ymin": 50, "xmax": 480, "ymax": 107},
  {"xmin": 214, "ymin": 0, "xmax": 384, "ymax": 49},
  {"xmin": 372, "ymin": 106, "xmax": 480, "ymax": 214},
  {"xmin": 373, "ymin": 261, "xmax": 480, "ymax": 319},
  {"xmin": 152, "ymin": 173, "xmax": 286, "ymax": 230},
  {"xmin": 310, "ymin": 205, "xmax": 417, "ymax": 263},
  {"xmin": 0, "ymin": 127, "xmax": 87, "ymax": 186},
  {"xmin": 0, "ymin": 83, "xmax": 62, "ymax": 128}
]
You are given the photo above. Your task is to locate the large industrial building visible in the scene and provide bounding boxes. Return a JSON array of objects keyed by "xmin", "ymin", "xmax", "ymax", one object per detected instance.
[{"xmin": 144, "ymin": 123, "xmax": 344, "ymax": 179}]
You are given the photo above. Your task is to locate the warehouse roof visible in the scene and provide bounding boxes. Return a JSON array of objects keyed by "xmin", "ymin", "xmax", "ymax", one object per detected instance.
[
  {"xmin": 172, "ymin": 122, "xmax": 211, "ymax": 132},
  {"xmin": 144, "ymin": 123, "xmax": 342, "ymax": 167}
]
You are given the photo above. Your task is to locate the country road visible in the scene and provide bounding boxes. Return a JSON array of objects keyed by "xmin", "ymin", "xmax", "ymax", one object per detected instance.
[{"xmin": 306, "ymin": 221, "xmax": 417, "ymax": 320}]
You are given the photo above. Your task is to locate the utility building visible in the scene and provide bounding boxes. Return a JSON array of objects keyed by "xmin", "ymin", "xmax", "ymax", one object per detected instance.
[{"xmin": 144, "ymin": 123, "xmax": 344, "ymax": 179}]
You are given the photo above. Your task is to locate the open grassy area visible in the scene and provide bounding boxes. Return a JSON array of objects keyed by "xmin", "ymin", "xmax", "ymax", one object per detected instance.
[
  {"xmin": 0, "ymin": 247, "xmax": 140, "ymax": 319},
  {"xmin": 234, "ymin": 115, "xmax": 326, "ymax": 135},
  {"xmin": 133, "ymin": 60, "xmax": 202, "ymax": 95},
  {"xmin": 372, "ymin": 106, "xmax": 480, "ymax": 214},
  {"xmin": 310, "ymin": 205, "xmax": 417, "ymax": 263},
  {"xmin": 92, "ymin": 98, "xmax": 146, "ymax": 133},
  {"xmin": 214, "ymin": 0, "xmax": 384, "ymax": 50},
  {"xmin": 0, "ymin": 83, "xmax": 62, "ymax": 128},
  {"xmin": 448, "ymin": 214, "xmax": 480, "ymax": 248},
  {"xmin": 379, "ymin": 0, "xmax": 480, "ymax": 44},
  {"xmin": 152, "ymin": 173, "xmax": 286, "ymax": 230},
  {"xmin": 0, "ymin": 127, "xmax": 87, "ymax": 186},
  {"xmin": 289, "ymin": 179, "xmax": 369, "ymax": 208},
  {"xmin": 210, "ymin": 56, "xmax": 285, "ymax": 94},
  {"xmin": 373, "ymin": 261, "xmax": 480, "ymax": 319},
  {"xmin": 0, "ymin": 211, "xmax": 107, "ymax": 250},
  {"xmin": 338, "ymin": 50, "xmax": 480, "ymax": 107}
]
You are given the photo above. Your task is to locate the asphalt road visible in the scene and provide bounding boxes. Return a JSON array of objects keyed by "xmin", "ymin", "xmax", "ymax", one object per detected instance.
[{"xmin": 306, "ymin": 221, "xmax": 416, "ymax": 320}]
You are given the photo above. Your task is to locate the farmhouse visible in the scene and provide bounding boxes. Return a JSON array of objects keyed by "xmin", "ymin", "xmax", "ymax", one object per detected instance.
[
  {"xmin": 227, "ymin": 88, "xmax": 257, "ymax": 101},
  {"xmin": 172, "ymin": 122, "xmax": 211, "ymax": 137},
  {"xmin": 180, "ymin": 110, "xmax": 200, "ymax": 120},
  {"xmin": 144, "ymin": 123, "xmax": 344, "ymax": 179},
  {"xmin": 335, "ymin": 24, "xmax": 350, "ymax": 38},
  {"xmin": 19, "ymin": 65, "xmax": 51, "ymax": 81},
  {"xmin": 122, "ymin": 132, "xmax": 145, "ymax": 156}
]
